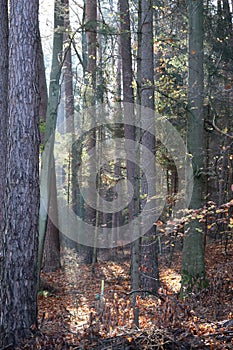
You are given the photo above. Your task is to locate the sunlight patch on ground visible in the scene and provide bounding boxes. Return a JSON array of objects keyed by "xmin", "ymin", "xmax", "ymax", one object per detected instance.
[{"xmin": 160, "ymin": 268, "xmax": 181, "ymax": 294}]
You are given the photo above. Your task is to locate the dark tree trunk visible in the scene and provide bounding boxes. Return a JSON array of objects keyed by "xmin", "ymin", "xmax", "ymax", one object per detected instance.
[
  {"xmin": 0, "ymin": 1, "xmax": 8, "ymax": 339},
  {"xmin": 0, "ymin": 0, "xmax": 8, "ymax": 244},
  {"xmin": 83, "ymin": 0, "xmax": 97, "ymax": 264},
  {"xmin": 0, "ymin": 0, "xmax": 40, "ymax": 346},
  {"xmin": 64, "ymin": 0, "xmax": 74, "ymax": 134},
  {"xmin": 119, "ymin": 0, "xmax": 140, "ymax": 326}
]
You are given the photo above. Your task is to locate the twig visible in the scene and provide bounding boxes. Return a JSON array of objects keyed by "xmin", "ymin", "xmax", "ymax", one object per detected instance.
[
  {"xmin": 0, "ymin": 344, "xmax": 14, "ymax": 350},
  {"xmin": 115, "ymin": 289, "xmax": 166, "ymax": 302}
]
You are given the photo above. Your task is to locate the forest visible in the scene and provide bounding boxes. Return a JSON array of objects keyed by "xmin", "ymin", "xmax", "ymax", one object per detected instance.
[{"xmin": 0, "ymin": 0, "xmax": 232, "ymax": 349}]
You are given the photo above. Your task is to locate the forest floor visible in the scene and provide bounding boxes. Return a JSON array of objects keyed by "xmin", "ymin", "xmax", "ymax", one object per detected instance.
[{"xmin": 15, "ymin": 239, "xmax": 233, "ymax": 349}]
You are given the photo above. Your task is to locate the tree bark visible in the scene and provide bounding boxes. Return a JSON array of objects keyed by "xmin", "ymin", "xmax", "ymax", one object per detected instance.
[
  {"xmin": 83, "ymin": 0, "xmax": 97, "ymax": 264},
  {"xmin": 42, "ymin": 157, "xmax": 61, "ymax": 272},
  {"xmin": 119, "ymin": 0, "xmax": 140, "ymax": 326},
  {"xmin": 0, "ymin": 0, "xmax": 40, "ymax": 346},
  {"xmin": 38, "ymin": 0, "xmax": 64, "ymax": 274},
  {"xmin": 0, "ymin": 0, "xmax": 8, "ymax": 252},
  {"xmin": 0, "ymin": 1, "xmax": 8, "ymax": 340},
  {"xmin": 38, "ymin": 35, "xmax": 48, "ymax": 145},
  {"xmin": 181, "ymin": 0, "xmax": 206, "ymax": 295},
  {"xmin": 140, "ymin": 0, "xmax": 159, "ymax": 292}
]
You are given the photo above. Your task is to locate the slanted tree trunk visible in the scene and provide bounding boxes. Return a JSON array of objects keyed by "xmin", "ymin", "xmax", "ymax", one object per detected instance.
[
  {"xmin": 0, "ymin": 0, "xmax": 40, "ymax": 346},
  {"xmin": 39, "ymin": 0, "xmax": 64, "ymax": 274},
  {"xmin": 181, "ymin": 0, "xmax": 206, "ymax": 295},
  {"xmin": 38, "ymin": 25, "xmax": 61, "ymax": 273},
  {"xmin": 140, "ymin": 0, "xmax": 159, "ymax": 292}
]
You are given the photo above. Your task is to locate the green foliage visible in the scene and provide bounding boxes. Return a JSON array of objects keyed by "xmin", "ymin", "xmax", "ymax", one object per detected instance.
[
  {"xmin": 39, "ymin": 117, "xmax": 46, "ymax": 135},
  {"xmin": 38, "ymin": 290, "xmax": 52, "ymax": 298}
]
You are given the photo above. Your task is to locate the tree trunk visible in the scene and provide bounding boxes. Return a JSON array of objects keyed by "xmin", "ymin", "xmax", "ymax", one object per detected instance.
[
  {"xmin": 64, "ymin": 0, "xmax": 74, "ymax": 134},
  {"xmin": 0, "ymin": 0, "xmax": 8, "ymax": 250},
  {"xmin": 38, "ymin": 0, "xmax": 64, "ymax": 274},
  {"xmin": 42, "ymin": 157, "xmax": 61, "ymax": 272},
  {"xmin": 140, "ymin": 0, "xmax": 159, "ymax": 292},
  {"xmin": 119, "ymin": 0, "xmax": 140, "ymax": 326},
  {"xmin": 0, "ymin": 1, "xmax": 8, "ymax": 338},
  {"xmin": 38, "ymin": 24, "xmax": 61, "ymax": 274},
  {"xmin": 38, "ymin": 35, "xmax": 48, "ymax": 145},
  {"xmin": 181, "ymin": 0, "xmax": 206, "ymax": 295},
  {"xmin": 0, "ymin": 0, "xmax": 40, "ymax": 346},
  {"xmin": 83, "ymin": 0, "xmax": 97, "ymax": 264}
]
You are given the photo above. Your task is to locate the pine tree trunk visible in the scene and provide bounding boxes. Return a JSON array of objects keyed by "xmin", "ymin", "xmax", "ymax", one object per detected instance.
[
  {"xmin": 0, "ymin": 1, "xmax": 8, "ymax": 338},
  {"xmin": 0, "ymin": 0, "xmax": 8, "ymax": 243},
  {"xmin": 0, "ymin": 0, "xmax": 40, "ymax": 346}
]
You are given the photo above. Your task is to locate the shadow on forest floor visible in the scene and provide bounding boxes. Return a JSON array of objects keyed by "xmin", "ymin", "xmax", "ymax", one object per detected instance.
[{"xmin": 14, "ymin": 239, "xmax": 233, "ymax": 349}]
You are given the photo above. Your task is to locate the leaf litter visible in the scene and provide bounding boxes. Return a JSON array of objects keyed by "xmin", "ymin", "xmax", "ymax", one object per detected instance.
[{"xmin": 12, "ymin": 238, "xmax": 233, "ymax": 349}]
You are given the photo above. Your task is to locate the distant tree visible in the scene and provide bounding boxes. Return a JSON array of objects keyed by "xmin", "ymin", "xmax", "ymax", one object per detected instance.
[
  {"xmin": 64, "ymin": 0, "xmax": 74, "ymax": 135},
  {"xmin": 38, "ymin": 34, "xmax": 48, "ymax": 144},
  {"xmin": 0, "ymin": 0, "xmax": 40, "ymax": 346}
]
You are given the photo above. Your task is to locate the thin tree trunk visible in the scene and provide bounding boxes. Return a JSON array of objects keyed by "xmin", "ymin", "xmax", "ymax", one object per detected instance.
[
  {"xmin": 119, "ymin": 0, "xmax": 140, "ymax": 326},
  {"xmin": 83, "ymin": 0, "xmax": 97, "ymax": 264},
  {"xmin": 38, "ymin": 35, "xmax": 48, "ymax": 145},
  {"xmin": 140, "ymin": 0, "xmax": 159, "ymax": 293},
  {"xmin": 64, "ymin": 0, "xmax": 74, "ymax": 134}
]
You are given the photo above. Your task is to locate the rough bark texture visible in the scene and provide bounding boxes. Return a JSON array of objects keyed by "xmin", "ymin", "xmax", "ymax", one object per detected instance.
[
  {"xmin": 0, "ymin": 1, "xmax": 8, "ymax": 340},
  {"xmin": 0, "ymin": 0, "xmax": 8, "ymax": 242},
  {"xmin": 0, "ymin": 0, "xmax": 40, "ymax": 346},
  {"xmin": 140, "ymin": 0, "xmax": 159, "ymax": 292},
  {"xmin": 181, "ymin": 0, "xmax": 206, "ymax": 294}
]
